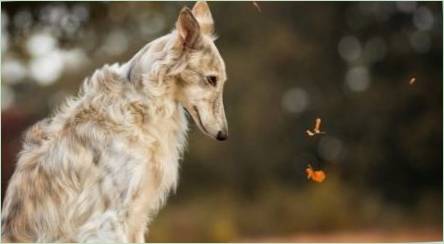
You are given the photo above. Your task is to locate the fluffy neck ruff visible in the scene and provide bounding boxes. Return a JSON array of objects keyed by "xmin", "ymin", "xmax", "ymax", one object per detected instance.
[{"xmin": 65, "ymin": 32, "xmax": 190, "ymax": 145}]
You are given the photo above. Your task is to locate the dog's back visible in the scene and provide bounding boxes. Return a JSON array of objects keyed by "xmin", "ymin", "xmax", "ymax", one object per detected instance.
[{"xmin": 1, "ymin": 65, "xmax": 183, "ymax": 242}]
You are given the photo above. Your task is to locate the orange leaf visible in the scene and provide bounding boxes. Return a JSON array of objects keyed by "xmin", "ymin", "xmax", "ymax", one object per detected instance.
[
  {"xmin": 311, "ymin": 170, "xmax": 326, "ymax": 183},
  {"xmin": 306, "ymin": 166, "xmax": 314, "ymax": 179},
  {"xmin": 305, "ymin": 165, "xmax": 326, "ymax": 183}
]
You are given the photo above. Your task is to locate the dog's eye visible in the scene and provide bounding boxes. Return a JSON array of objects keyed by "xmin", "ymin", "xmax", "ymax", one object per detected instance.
[{"xmin": 206, "ymin": 76, "xmax": 218, "ymax": 87}]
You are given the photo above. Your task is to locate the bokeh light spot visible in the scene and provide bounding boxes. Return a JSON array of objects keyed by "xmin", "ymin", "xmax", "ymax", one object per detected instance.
[
  {"xmin": 338, "ymin": 35, "xmax": 362, "ymax": 62},
  {"xmin": 1, "ymin": 84, "xmax": 16, "ymax": 111},
  {"xmin": 413, "ymin": 6, "xmax": 434, "ymax": 31},
  {"xmin": 318, "ymin": 136, "xmax": 344, "ymax": 162},
  {"xmin": 345, "ymin": 66, "xmax": 370, "ymax": 92},
  {"xmin": 409, "ymin": 31, "xmax": 431, "ymax": 54},
  {"xmin": 26, "ymin": 32, "xmax": 57, "ymax": 57},
  {"xmin": 2, "ymin": 59, "xmax": 27, "ymax": 84},
  {"xmin": 30, "ymin": 50, "xmax": 64, "ymax": 86},
  {"xmin": 281, "ymin": 87, "xmax": 310, "ymax": 114}
]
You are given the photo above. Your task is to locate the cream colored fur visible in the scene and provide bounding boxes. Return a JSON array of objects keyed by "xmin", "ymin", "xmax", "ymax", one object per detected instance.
[{"xmin": 1, "ymin": 2, "xmax": 227, "ymax": 242}]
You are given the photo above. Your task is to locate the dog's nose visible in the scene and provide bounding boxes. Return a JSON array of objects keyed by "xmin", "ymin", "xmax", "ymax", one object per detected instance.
[{"xmin": 216, "ymin": 130, "xmax": 228, "ymax": 141}]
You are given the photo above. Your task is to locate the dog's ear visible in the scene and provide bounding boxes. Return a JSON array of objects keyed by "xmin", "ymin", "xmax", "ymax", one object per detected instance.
[
  {"xmin": 176, "ymin": 7, "xmax": 201, "ymax": 48},
  {"xmin": 192, "ymin": 1, "xmax": 214, "ymax": 35}
]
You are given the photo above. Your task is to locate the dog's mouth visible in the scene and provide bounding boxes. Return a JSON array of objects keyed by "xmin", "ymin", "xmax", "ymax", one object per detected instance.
[
  {"xmin": 184, "ymin": 105, "xmax": 209, "ymax": 134},
  {"xmin": 193, "ymin": 106, "xmax": 209, "ymax": 134}
]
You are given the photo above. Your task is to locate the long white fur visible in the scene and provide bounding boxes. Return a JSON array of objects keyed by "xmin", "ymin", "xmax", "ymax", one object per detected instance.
[{"xmin": 1, "ymin": 2, "xmax": 227, "ymax": 242}]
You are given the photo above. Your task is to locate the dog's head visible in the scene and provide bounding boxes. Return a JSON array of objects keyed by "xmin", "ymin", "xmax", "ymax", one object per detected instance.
[{"xmin": 173, "ymin": 2, "xmax": 228, "ymax": 141}]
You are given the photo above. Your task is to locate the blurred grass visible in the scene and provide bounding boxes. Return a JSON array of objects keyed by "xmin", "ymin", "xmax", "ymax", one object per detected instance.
[{"xmin": 148, "ymin": 175, "xmax": 442, "ymax": 242}]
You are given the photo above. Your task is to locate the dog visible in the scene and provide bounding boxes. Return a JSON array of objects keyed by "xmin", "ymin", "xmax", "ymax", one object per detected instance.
[{"xmin": 1, "ymin": 1, "xmax": 228, "ymax": 242}]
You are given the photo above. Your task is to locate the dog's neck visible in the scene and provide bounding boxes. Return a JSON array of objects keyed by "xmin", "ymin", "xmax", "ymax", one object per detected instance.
[
  {"xmin": 120, "ymin": 33, "xmax": 184, "ymax": 87},
  {"xmin": 106, "ymin": 32, "xmax": 188, "ymax": 124}
]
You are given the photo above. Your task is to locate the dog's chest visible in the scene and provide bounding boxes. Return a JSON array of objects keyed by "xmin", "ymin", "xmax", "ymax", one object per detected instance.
[
  {"xmin": 114, "ymin": 114, "xmax": 188, "ymax": 238},
  {"xmin": 114, "ymin": 110, "xmax": 188, "ymax": 207}
]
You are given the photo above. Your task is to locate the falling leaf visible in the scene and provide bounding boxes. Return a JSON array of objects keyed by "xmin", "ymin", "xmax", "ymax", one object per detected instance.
[
  {"xmin": 409, "ymin": 77, "xmax": 416, "ymax": 85},
  {"xmin": 306, "ymin": 129, "xmax": 316, "ymax": 136},
  {"xmin": 306, "ymin": 164, "xmax": 326, "ymax": 183},
  {"xmin": 313, "ymin": 118, "xmax": 323, "ymax": 134},
  {"xmin": 306, "ymin": 117, "xmax": 325, "ymax": 136},
  {"xmin": 252, "ymin": 1, "xmax": 262, "ymax": 13}
]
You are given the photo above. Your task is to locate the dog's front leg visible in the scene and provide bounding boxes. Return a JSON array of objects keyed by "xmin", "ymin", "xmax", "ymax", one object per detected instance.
[
  {"xmin": 75, "ymin": 212, "xmax": 130, "ymax": 243},
  {"xmin": 131, "ymin": 226, "xmax": 146, "ymax": 243}
]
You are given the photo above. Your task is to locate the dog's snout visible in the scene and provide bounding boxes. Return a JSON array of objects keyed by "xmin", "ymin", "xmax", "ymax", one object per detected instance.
[{"xmin": 216, "ymin": 130, "xmax": 228, "ymax": 141}]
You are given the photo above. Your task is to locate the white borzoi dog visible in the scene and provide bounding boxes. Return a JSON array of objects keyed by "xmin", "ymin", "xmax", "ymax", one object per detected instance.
[{"xmin": 1, "ymin": 1, "xmax": 228, "ymax": 242}]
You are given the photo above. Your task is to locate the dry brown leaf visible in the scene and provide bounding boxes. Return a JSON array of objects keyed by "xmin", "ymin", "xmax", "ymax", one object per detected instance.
[
  {"xmin": 313, "ymin": 118, "xmax": 324, "ymax": 134},
  {"xmin": 306, "ymin": 117, "xmax": 325, "ymax": 136},
  {"xmin": 306, "ymin": 129, "xmax": 316, "ymax": 136}
]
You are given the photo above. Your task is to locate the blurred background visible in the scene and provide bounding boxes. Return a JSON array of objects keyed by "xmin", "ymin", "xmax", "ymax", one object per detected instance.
[{"xmin": 1, "ymin": 1, "xmax": 442, "ymax": 242}]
